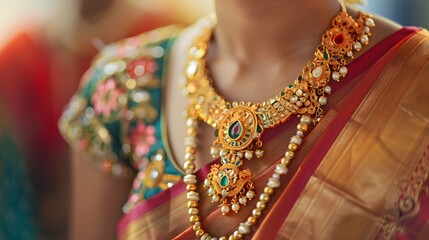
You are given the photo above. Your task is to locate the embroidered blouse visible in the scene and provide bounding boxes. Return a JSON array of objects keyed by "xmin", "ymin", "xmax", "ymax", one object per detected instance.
[{"xmin": 59, "ymin": 26, "xmax": 184, "ymax": 213}]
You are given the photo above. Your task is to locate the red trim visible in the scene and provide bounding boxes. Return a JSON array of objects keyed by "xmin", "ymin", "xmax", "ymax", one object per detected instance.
[{"xmin": 260, "ymin": 27, "xmax": 419, "ymax": 239}]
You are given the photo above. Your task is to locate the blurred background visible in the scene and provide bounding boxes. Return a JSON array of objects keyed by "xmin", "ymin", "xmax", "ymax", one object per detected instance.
[{"xmin": 0, "ymin": 0, "xmax": 427, "ymax": 239}]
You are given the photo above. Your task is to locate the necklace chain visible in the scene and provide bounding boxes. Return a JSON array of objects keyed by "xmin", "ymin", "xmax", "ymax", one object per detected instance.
[{"xmin": 182, "ymin": 10, "xmax": 375, "ymax": 239}]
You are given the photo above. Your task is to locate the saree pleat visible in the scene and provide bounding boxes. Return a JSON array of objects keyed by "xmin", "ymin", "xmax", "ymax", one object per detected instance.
[
  {"xmin": 118, "ymin": 28, "xmax": 429, "ymax": 240},
  {"xmin": 271, "ymin": 31, "xmax": 429, "ymax": 240}
]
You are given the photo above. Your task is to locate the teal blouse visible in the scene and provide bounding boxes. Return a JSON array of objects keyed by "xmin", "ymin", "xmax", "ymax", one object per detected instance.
[{"xmin": 59, "ymin": 26, "xmax": 184, "ymax": 213}]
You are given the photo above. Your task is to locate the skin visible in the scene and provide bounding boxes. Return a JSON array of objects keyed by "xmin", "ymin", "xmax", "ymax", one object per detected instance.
[{"xmin": 71, "ymin": 0, "xmax": 402, "ymax": 239}]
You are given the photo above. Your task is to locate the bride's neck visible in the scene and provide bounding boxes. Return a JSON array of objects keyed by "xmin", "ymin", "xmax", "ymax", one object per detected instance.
[{"xmin": 214, "ymin": 0, "xmax": 343, "ymax": 61}]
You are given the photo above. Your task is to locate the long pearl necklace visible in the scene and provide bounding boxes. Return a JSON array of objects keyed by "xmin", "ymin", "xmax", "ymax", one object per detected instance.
[{"xmin": 182, "ymin": 9, "xmax": 375, "ymax": 240}]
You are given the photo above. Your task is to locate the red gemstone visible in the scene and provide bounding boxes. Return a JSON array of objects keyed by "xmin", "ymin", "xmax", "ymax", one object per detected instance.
[{"xmin": 332, "ymin": 32, "xmax": 345, "ymax": 46}]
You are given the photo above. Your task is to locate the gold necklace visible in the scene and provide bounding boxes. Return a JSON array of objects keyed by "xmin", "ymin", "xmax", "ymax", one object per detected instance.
[{"xmin": 182, "ymin": 8, "xmax": 374, "ymax": 239}]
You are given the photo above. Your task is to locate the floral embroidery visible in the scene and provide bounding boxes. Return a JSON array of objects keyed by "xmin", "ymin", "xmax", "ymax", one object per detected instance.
[
  {"xmin": 59, "ymin": 26, "xmax": 184, "ymax": 214},
  {"xmin": 91, "ymin": 78, "xmax": 123, "ymax": 118},
  {"xmin": 378, "ymin": 145, "xmax": 429, "ymax": 239},
  {"xmin": 131, "ymin": 122, "xmax": 157, "ymax": 158},
  {"xmin": 127, "ymin": 59, "xmax": 158, "ymax": 79}
]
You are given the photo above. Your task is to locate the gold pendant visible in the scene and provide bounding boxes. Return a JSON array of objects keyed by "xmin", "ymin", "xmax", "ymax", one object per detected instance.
[{"xmin": 204, "ymin": 105, "xmax": 264, "ymax": 214}]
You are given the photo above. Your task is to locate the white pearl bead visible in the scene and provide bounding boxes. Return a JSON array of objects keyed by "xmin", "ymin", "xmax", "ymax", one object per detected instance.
[
  {"xmin": 339, "ymin": 66, "xmax": 348, "ymax": 76},
  {"xmin": 332, "ymin": 71, "xmax": 340, "ymax": 81},
  {"xmin": 212, "ymin": 195, "xmax": 220, "ymax": 202},
  {"xmin": 238, "ymin": 223, "xmax": 251, "ymax": 234},
  {"xmin": 291, "ymin": 95, "xmax": 298, "ymax": 103},
  {"xmin": 353, "ymin": 42, "xmax": 362, "ymax": 51},
  {"xmin": 363, "ymin": 26, "xmax": 370, "ymax": 34},
  {"xmin": 272, "ymin": 173, "xmax": 280, "ymax": 180},
  {"xmin": 360, "ymin": 35, "xmax": 369, "ymax": 45},
  {"xmin": 324, "ymin": 86, "xmax": 332, "ymax": 94},
  {"xmin": 267, "ymin": 178, "xmax": 280, "ymax": 188},
  {"xmin": 296, "ymin": 89, "xmax": 303, "ymax": 96},
  {"xmin": 365, "ymin": 18, "xmax": 375, "ymax": 27},
  {"xmin": 290, "ymin": 135, "xmax": 302, "ymax": 145},
  {"xmin": 244, "ymin": 151, "xmax": 253, "ymax": 160},
  {"xmin": 186, "ymin": 118, "xmax": 196, "ymax": 127},
  {"xmin": 347, "ymin": 51, "xmax": 353, "ymax": 57},
  {"xmin": 239, "ymin": 197, "xmax": 248, "ymax": 205},
  {"xmin": 246, "ymin": 190, "xmax": 255, "ymax": 199},
  {"xmin": 204, "ymin": 179, "xmax": 211, "ymax": 187},
  {"xmin": 219, "ymin": 149, "xmax": 227, "ymax": 157},
  {"xmin": 183, "ymin": 174, "xmax": 197, "ymax": 184},
  {"xmin": 208, "ymin": 187, "xmax": 215, "ymax": 196},
  {"xmin": 301, "ymin": 115, "xmax": 311, "ymax": 124},
  {"xmin": 187, "ymin": 191, "xmax": 199, "ymax": 201},
  {"xmin": 221, "ymin": 205, "xmax": 230, "ymax": 214},
  {"xmin": 210, "ymin": 147, "xmax": 219, "ymax": 156},
  {"xmin": 275, "ymin": 163, "xmax": 288, "ymax": 175},
  {"xmin": 318, "ymin": 96, "xmax": 328, "ymax": 105},
  {"xmin": 296, "ymin": 130, "xmax": 304, "ymax": 137},
  {"xmin": 201, "ymin": 233, "xmax": 210, "ymax": 240},
  {"xmin": 231, "ymin": 203, "xmax": 240, "ymax": 212}
]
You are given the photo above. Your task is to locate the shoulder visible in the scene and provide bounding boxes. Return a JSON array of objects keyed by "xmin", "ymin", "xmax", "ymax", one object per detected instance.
[{"xmin": 59, "ymin": 25, "xmax": 182, "ymax": 177}]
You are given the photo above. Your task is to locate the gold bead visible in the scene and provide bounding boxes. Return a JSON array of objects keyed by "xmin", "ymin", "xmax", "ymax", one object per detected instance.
[
  {"xmin": 297, "ymin": 122, "xmax": 308, "ymax": 132},
  {"xmin": 288, "ymin": 143, "xmax": 298, "ymax": 152},
  {"xmin": 281, "ymin": 157, "xmax": 291, "ymax": 165},
  {"xmin": 260, "ymin": 193, "xmax": 270, "ymax": 202},
  {"xmin": 185, "ymin": 146, "xmax": 196, "ymax": 154},
  {"xmin": 190, "ymin": 215, "xmax": 200, "ymax": 224},
  {"xmin": 220, "ymin": 237, "xmax": 227, "ymax": 240},
  {"xmin": 184, "ymin": 161, "xmax": 195, "ymax": 171},
  {"xmin": 256, "ymin": 201, "xmax": 266, "ymax": 210},
  {"xmin": 196, "ymin": 229, "xmax": 205, "ymax": 238},
  {"xmin": 284, "ymin": 151, "xmax": 294, "ymax": 160},
  {"xmin": 187, "ymin": 127, "xmax": 197, "ymax": 136},
  {"xmin": 192, "ymin": 223, "xmax": 201, "ymax": 231},
  {"xmin": 186, "ymin": 184, "xmax": 197, "ymax": 191},
  {"xmin": 247, "ymin": 216, "xmax": 257, "ymax": 225},
  {"xmin": 188, "ymin": 201, "xmax": 198, "ymax": 208},
  {"xmin": 264, "ymin": 187, "xmax": 274, "ymax": 195},
  {"xmin": 233, "ymin": 231, "xmax": 243, "ymax": 239}
]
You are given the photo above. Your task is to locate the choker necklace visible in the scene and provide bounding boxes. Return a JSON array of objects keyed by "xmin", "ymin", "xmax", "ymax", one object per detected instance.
[{"xmin": 182, "ymin": 6, "xmax": 374, "ymax": 239}]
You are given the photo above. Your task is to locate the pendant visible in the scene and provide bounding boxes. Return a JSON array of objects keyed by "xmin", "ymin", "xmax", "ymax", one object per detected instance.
[{"xmin": 204, "ymin": 105, "xmax": 264, "ymax": 214}]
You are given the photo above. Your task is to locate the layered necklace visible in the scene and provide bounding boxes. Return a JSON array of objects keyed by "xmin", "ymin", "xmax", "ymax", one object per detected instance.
[{"xmin": 182, "ymin": 6, "xmax": 375, "ymax": 239}]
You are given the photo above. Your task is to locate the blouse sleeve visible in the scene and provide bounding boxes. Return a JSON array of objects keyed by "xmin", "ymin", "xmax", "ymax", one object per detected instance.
[{"xmin": 59, "ymin": 26, "xmax": 179, "ymax": 178}]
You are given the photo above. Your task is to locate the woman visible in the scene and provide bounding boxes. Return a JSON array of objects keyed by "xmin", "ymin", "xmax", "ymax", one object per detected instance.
[{"xmin": 60, "ymin": 0, "xmax": 429, "ymax": 239}]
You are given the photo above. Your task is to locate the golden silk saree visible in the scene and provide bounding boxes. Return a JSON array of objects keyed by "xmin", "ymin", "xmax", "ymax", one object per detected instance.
[{"xmin": 118, "ymin": 27, "xmax": 429, "ymax": 240}]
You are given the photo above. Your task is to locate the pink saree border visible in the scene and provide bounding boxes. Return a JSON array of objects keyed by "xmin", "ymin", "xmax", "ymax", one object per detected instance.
[
  {"xmin": 118, "ymin": 27, "xmax": 420, "ymax": 235},
  {"xmin": 256, "ymin": 27, "xmax": 420, "ymax": 239}
]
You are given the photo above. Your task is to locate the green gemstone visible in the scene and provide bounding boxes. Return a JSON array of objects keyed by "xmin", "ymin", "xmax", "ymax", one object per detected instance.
[
  {"xmin": 245, "ymin": 134, "xmax": 250, "ymax": 138},
  {"xmin": 242, "ymin": 138, "xmax": 247, "ymax": 142},
  {"xmin": 288, "ymin": 84, "xmax": 293, "ymax": 89},
  {"xmin": 221, "ymin": 157, "xmax": 228, "ymax": 164},
  {"xmin": 228, "ymin": 120, "xmax": 243, "ymax": 140},
  {"xmin": 235, "ymin": 160, "xmax": 241, "ymax": 166},
  {"xmin": 220, "ymin": 175, "xmax": 229, "ymax": 187},
  {"xmin": 324, "ymin": 52, "xmax": 329, "ymax": 60},
  {"xmin": 281, "ymin": 91, "xmax": 286, "ymax": 96},
  {"xmin": 298, "ymin": 75, "xmax": 303, "ymax": 81},
  {"xmin": 214, "ymin": 129, "xmax": 219, "ymax": 137},
  {"xmin": 257, "ymin": 124, "xmax": 263, "ymax": 133}
]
